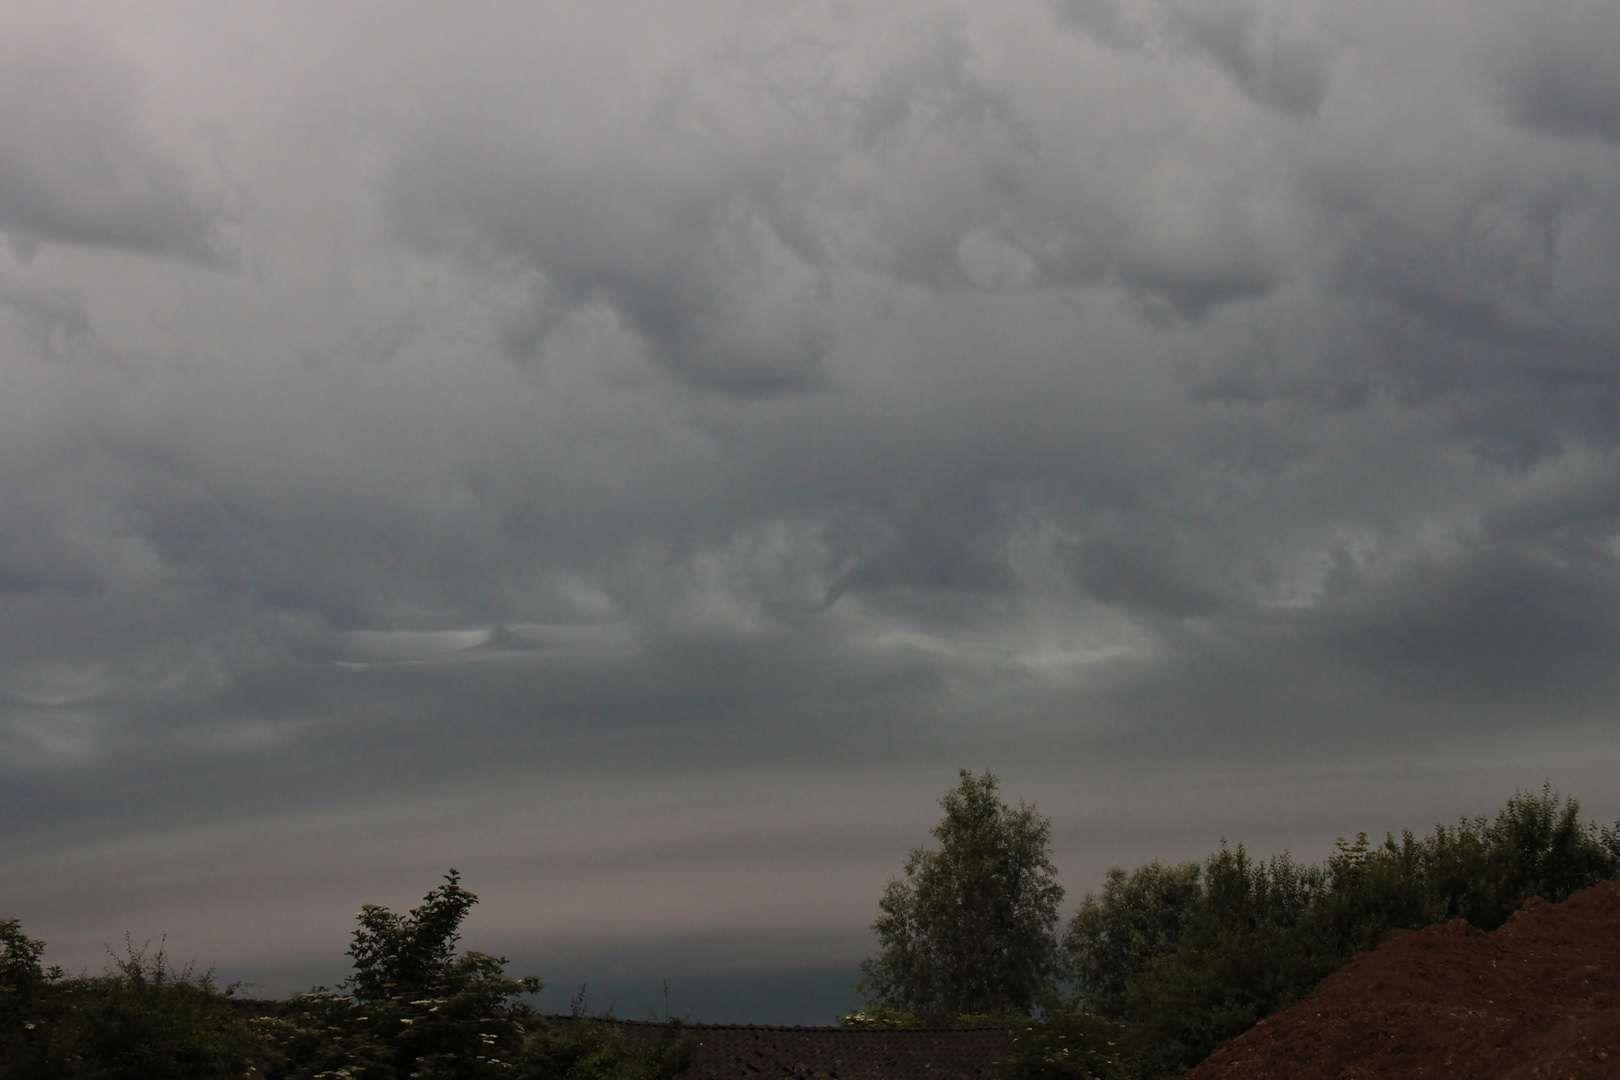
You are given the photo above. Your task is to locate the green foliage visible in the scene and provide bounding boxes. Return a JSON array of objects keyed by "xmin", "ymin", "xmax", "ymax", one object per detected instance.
[
  {"xmin": 74, "ymin": 938, "xmax": 259, "ymax": 1080},
  {"xmin": 1108, "ymin": 848, "xmax": 1328, "ymax": 1078},
  {"xmin": 1062, "ymin": 861, "xmax": 1200, "ymax": 1025},
  {"xmin": 346, "ymin": 871, "xmax": 493, "ymax": 1005},
  {"xmin": 0, "ymin": 927, "xmax": 256, "ymax": 1080},
  {"xmin": 257, "ymin": 871, "xmax": 542, "ymax": 1079},
  {"xmin": 256, "ymin": 871, "xmax": 694, "ymax": 1080},
  {"xmin": 994, "ymin": 1005, "xmax": 1132, "ymax": 1080},
  {"xmin": 859, "ymin": 770, "xmax": 1065, "ymax": 1024},
  {"xmin": 1065, "ymin": 783, "xmax": 1620, "ymax": 1078}
]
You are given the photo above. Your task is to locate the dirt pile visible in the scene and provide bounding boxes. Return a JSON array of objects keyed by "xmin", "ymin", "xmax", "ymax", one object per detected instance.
[{"xmin": 1187, "ymin": 880, "xmax": 1620, "ymax": 1079}]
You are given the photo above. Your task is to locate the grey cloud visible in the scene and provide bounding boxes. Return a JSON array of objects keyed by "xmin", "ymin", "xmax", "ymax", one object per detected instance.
[
  {"xmin": 381, "ymin": 15, "xmax": 1037, "ymax": 389},
  {"xmin": 984, "ymin": 163, "xmax": 1279, "ymax": 318},
  {"xmin": 1048, "ymin": 0, "xmax": 1150, "ymax": 52},
  {"xmin": 1316, "ymin": 548, "xmax": 1620, "ymax": 706},
  {"xmin": 0, "ymin": 42, "xmax": 235, "ymax": 265},
  {"xmin": 0, "ymin": 524, "xmax": 100, "ymax": 596},
  {"xmin": 0, "ymin": 284, "xmax": 99, "ymax": 361},
  {"xmin": 1495, "ymin": 4, "xmax": 1620, "ymax": 143},
  {"xmin": 388, "ymin": 7, "xmax": 1279, "ymax": 396},
  {"xmin": 1068, "ymin": 234, "xmax": 1278, "ymax": 323},
  {"xmin": 1054, "ymin": 545, "xmax": 1620, "ymax": 754},
  {"xmin": 387, "ymin": 137, "xmax": 832, "ymax": 396},
  {"xmin": 846, "ymin": 22, "xmax": 1282, "ymax": 316},
  {"xmin": 1169, "ymin": 3, "xmax": 1329, "ymax": 118},
  {"xmin": 127, "ymin": 463, "xmax": 382, "ymax": 629},
  {"xmin": 1274, "ymin": 127, "xmax": 1612, "ymax": 530},
  {"xmin": 1480, "ymin": 467, "xmax": 1620, "ymax": 549},
  {"xmin": 1050, "ymin": 0, "xmax": 1330, "ymax": 117},
  {"xmin": 1175, "ymin": 132, "xmax": 1619, "ymax": 465},
  {"xmin": 1071, "ymin": 531, "xmax": 1224, "ymax": 617},
  {"xmin": 1309, "ymin": 167, "xmax": 1574, "ymax": 343}
]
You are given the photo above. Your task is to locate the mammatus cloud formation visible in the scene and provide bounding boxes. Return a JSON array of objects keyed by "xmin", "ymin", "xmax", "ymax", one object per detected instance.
[{"xmin": 2, "ymin": 0, "xmax": 1619, "ymax": 1019}]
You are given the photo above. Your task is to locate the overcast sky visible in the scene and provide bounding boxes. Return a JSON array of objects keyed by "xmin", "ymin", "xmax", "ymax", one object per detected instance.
[{"xmin": 4, "ymin": 0, "xmax": 1620, "ymax": 1022}]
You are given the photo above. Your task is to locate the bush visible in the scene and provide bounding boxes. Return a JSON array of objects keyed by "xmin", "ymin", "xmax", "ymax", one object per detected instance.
[
  {"xmin": 0, "ymin": 924, "xmax": 256, "ymax": 1080},
  {"xmin": 994, "ymin": 1006, "xmax": 1132, "ymax": 1080},
  {"xmin": 74, "ymin": 938, "xmax": 259, "ymax": 1080}
]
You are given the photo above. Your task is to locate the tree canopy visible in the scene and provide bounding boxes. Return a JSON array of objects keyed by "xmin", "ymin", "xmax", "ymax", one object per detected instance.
[{"xmin": 858, "ymin": 770, "xmax": 1065, "ymax": 1024}]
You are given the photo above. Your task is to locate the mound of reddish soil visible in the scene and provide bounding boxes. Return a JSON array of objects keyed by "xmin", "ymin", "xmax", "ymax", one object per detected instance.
[{"xmin": 1187, "ymin": 881, "xmax": 1620, "ymax": 1079}]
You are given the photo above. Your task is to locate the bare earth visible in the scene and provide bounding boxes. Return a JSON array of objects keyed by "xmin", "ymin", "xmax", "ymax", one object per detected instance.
[{"xmin": 1186, "ymin": 881, "xmax": 1620, "ymax": 1079}]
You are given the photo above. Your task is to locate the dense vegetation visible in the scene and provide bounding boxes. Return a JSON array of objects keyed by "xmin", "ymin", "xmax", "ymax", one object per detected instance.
[{"xmin": 856, "ymin": 778, "xmax": 1620, "ymax": 1080}]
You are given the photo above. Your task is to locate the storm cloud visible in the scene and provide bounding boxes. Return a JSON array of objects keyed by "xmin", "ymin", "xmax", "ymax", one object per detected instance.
[{"xmin": 2, "ymin": 0, "xmax": 1619, "ymax": 1020}]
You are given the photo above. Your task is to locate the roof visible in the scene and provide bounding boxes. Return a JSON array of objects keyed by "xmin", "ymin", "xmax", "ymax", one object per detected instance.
[{"xmin": 606, "ymin": 1019, "xmax": 1018, "ymax": 1080}]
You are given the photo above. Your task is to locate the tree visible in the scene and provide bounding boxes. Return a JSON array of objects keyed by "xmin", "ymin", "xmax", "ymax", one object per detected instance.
[
  {"xmin": 260, "ymin": 870, "xmax": 542, "ymax": 1079},
  {"xmin": 259, "ymin": 871, "xmax": 695, "ymax": 1080},
  {"xmin": 858, "ymin": 770, "xmax": 1065, "ymax": 1023},
  {"xmin": 1063, "ymin": 860, "xmax": 1202, "ymax": 1023}
]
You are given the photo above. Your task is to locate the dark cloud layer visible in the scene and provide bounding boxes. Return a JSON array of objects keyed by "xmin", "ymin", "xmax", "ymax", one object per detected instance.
[{"xmin": 3, "ymin": 0, "xmax": 1620, "ymax": 1020}]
